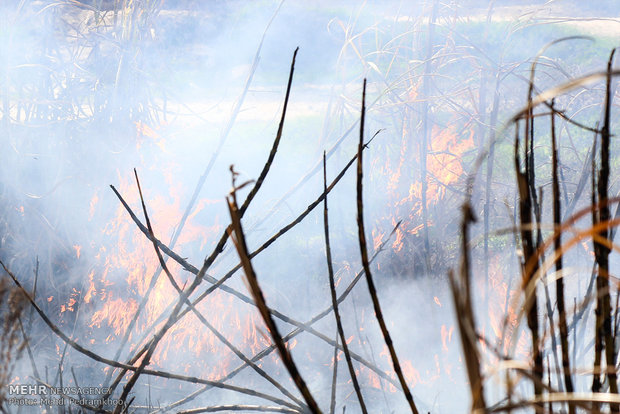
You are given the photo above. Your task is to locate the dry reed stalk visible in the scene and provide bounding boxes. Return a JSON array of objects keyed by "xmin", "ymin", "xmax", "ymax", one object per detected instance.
[
  {"xmin": 483, "ymin": 67, "xmax": 502, "ymax": 314},
  {"xmin": 356, "ymin": 79, "xmax": 419, "ymax": 414},
  {"xmin": 550, "ymin": 99, "xmax": 574, "ymax": 412},
  {"xmin": 537, "ymin": 186, "xmax": 565, "ymax": 393},
  {"xmin": 227, "ymin": 176, "xmax": 320, "ymax": 414},
  {"xmin": 419, "ymin": 0, "xmax": 439, "ymax": 270},
  {"xmin": 591, "ymin": 101, "xmax": 605, "ymax": 414},
  {"xmin": 514, "ymin": 118, "xmax": 542, "ymax": 396},
  {"xmin": 450, "ymin": 203, "xmax": 486, "ymax": 412},
  {"xmin": 592, "ymin": 47, "xmax": 618, "ymax": 412},
  {"xmin": 322, "ymin": 153, "xmax": 368, "ymax": 413},
  {"xmin": 329, "ymin": 333, "xmax": 339, "ymax": 414},
  {"xmin": 602, "ymin": 53, "xmax": 618, "ymax": 405}
]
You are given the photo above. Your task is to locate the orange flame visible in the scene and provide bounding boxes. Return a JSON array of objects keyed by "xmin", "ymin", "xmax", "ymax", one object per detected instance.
[
  {"xmin": 375, "ymin": 121, "xmax": 474, "ymax": 255},
  {"xmin": 433, "ymin": 296, "xmax": 442, "ymax": 307}
]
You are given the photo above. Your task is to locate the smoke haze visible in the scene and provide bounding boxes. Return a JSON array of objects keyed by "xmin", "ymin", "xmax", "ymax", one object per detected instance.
[{"xmin": 0, "ymin": 1, "xmax": 618, "ymax": 412}]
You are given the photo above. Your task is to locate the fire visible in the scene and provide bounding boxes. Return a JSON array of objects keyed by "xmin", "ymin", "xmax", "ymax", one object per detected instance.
[
  {"xmin": 60, "ymin": 298, "xmax": 76, "ymax": 313},
  {"xmin": 375, "ymin": 120, "xmax": 474, "ymax": 256},
  {"xmin": 367, "ymin": 369, "xmax": 382, "ymax": 389},
  {"xmin": 427, "ymin": 125, "xmax": 474, "ymax": 193},
  {"xmin": 83, "ymin": 270, "xmax": 95, "ymax": 304},
  {"xmin": 135, "ymin": 120, "xmax": 168, "ymax": 152},
  {"xmin": 135, "ymin": 120, "xmax": 159, "ymax": 140},
  {"xmin": 90, "ymin": 296, "xmax": 138, "ymax": 337},
  {"xmin": 485, "ymin": 255, "xmax": 531, "ymax": 358},
  {"xmin": 392, "ymin": 219, "xmax": 405, "ymax": 252},
  {"xmin": 287, "ymin": 338, "xmax": 298, "ymax": 351},
  {"xmin": 77, "ymin": 168, "xmax": 285, "ymax": 376},
  {"xmin": 434, "ymin": 296, "xmax": 442, "ymax": 307},
  {"xmin": 441, "ymin": 324, "xmax": 453, "ymax": 352},
  {"xmin": 408, "ymin": 78, "xmax": 421, "ymax": 102},
  {"xmin": 401, "ymin": 359, "xmax": 422, "ymax": 388},
  {"xmin": 36, "ymin": 72, "xmax": 475, "ymax": 400},
  {"xmin": 372, "ymin": 229, "xmax": 385, "ymax": 251},
  {"xmin": 60, "ymin": 288, "xmax": 80, "ymax": 314},
  {"xmin": 89, "ymin": 194, "xmax": 99, "ymax": 219}
]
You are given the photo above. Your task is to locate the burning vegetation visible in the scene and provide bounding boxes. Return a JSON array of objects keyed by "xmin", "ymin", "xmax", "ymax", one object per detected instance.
[{"xmin": 2, "ymin": 1, "xmax": 620, "ymax": 413}]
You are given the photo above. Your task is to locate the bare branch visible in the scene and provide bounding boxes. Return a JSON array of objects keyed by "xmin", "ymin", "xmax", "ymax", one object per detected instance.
[
  {"xmin": 356, "ymin": 79, "xmax": 419, "ymax": 414},
  {"xmin": 322, "ymin": 152, "xmax": 367, "ymax": 413},
  {"xmin": 227, "ymin": 180, "xmax": 320, "ymax": 414}
]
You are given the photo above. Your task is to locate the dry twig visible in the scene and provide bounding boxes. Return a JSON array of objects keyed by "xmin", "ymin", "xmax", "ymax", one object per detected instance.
[
  {"xmin": 227, "ymin": 171, "xmax": 320, "ymax": 414},
  {"xmin": 356, "ymin": 79, "xmax": 419, "ymax": 414},
  {"xmin": 322, "ymin": 153, "xmax": 367, "ymax": 413}
]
